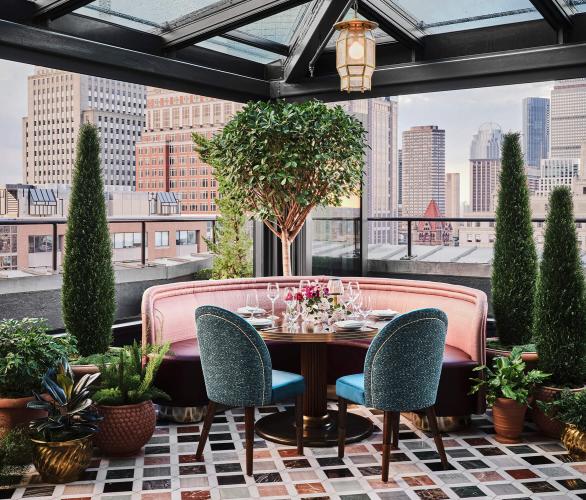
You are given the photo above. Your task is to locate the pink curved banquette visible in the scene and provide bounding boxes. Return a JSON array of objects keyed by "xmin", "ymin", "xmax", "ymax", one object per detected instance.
[{"xmin": 142, "ymin": 276, "xmax": 487, "ymax": 417}]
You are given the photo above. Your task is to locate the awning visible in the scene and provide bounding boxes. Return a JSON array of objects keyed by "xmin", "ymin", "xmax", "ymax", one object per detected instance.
[
  {"xmin": 30, "ymin": 188, "xmax": 57, "ymax": 206},
  {"xmin": 157, "ymin": 192, "xmax": 179, "ymax": 206}
]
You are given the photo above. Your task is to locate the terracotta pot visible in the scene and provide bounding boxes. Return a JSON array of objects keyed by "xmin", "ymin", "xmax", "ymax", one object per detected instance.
[
  {"xmin": 533, "ymin": 385, "xmax": 585, "ymax": 439},
  {"xmin": 485, "ymin": 340, "xmax": 538, "ymax": 371},
  {"xmin": 70, "ymin": 364, "xmax": 100, "ymax": 381},
  {"xmin": 31, "ymin": 435, "xmax": 93, "ymax": 483},
  {"xmin": 95, "ymin": 400, "xmax": 156, "ymax": 457},
  {"xmin": 492, "ymin": 397, "xmax": 527, "ymax": 444},
  {"xmin": 0, "ymin": 395, "xmax": 47, "ymax": 438},
  {"xmin": 561, "ymin": 424, "xmax": 586, "ymax": 459}
]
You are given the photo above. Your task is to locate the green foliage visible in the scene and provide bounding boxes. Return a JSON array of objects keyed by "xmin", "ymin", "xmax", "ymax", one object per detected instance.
[
  {"xmin": 539, "ymin": 390, "xmax": 586, "ymax": 432},
  {"xmin": 534, "ymin": 186, "xmax": 586, "ymax": 387},
  {"xmin": 491, "ymin": 132, "xmax": 538, "ymax": 347},
  {"xmin": 193, "ymin": 99, "xmax": 366, "ymax": 275},
  {"xmin": 205, "ymin": 195, "xmax": 252, "ymax": 279},
  {"xmin": 486, "ymin": 339, "xmax": 536, "ymax": 353},
  {"xmin": 194, "ymin": 268, "xmax": 213, "ymax": 280},
  {"xmin": 70, "ymin": 348, "xmax": 122, "ymax": 366},
  {"xmin": 92, "ymin": 342, "xmax": 170, "ymax": 406},
  {"xmin": 62, "ymin": 123, "xmax": 116, "ymax": 356},
  {"xmin": 0, "ymin": 319, "xmax": 78, "ymax": 398},
  {"xmin": 470, "ymin": 347, "xmax": 550, "ymax": 406},
  {"xmin": 0, "ymin": 428, "xmax": 33, "ymax": 486},
  {"xmin": 27, "ymin": 360, "xmax": 102, "ymax": 442}
]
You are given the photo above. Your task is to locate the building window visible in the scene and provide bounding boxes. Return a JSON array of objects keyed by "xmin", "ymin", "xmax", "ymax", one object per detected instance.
[
  {"xmin": 28, "ymin": 235, "xmax": 53, "ymax": 253},
  {"xmin": 112, "ymin": 232, "xmax": 141, "ymax": 249},
  {"xmin": 155, "ymin": 231, "xmax": 169, "ymax": 247},
  {"xmin": 176, "ymin": 230, "xmax": 196, "ymax": 246}
]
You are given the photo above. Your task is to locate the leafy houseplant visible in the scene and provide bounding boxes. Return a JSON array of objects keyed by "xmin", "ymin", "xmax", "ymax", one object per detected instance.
[
  {"xmin": 0, "ymin": 428, "xmax": 33, "ymax": 486},
  {"xmin": 533, "ymin": 186, "xmax": 586, "ymax": 438},
  {"xmin": 62, "ymin": 123, "xmax": 116, "ymax": 356},
  {"xmin": 470, "ymin": 348, "xmax": 549, "ymax": 443},
  {"xmin": 27, "ymin": 360, "xmax": 101, "ymax": 483},
  {"xmin": 543, "ymin": 391, "xmax": 586, "ymax": 458},
  {"xmin": 491, "ymin": 133, "xmax": 538, "ymax": 350},
  {"xmin": 0, "ymin": 318, "xmax": 77, "ymax": 435},
  {"xmin": 194, "ymin": 100, "xmax": 367, "ymax": 276},
  {"xmin": 92, "ymin": 342, "xmax": 170, "ymax": 456}
]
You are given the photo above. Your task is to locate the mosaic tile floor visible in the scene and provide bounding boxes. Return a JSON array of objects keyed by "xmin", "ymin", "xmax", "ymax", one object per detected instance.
[{"xmin": 2, "ymin": 403, "xmax": 585, "ymax": 500}]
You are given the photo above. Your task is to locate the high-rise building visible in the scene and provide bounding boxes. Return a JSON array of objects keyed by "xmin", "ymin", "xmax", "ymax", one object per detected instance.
[
  {"xmin": 537, "ymin": 158, "xmax": 580, "ymax": 195},
  {"xmin": 522, "ymin": 97, "xmax": 549, "ymax": 168},
  {"xmin": 401, "ymin": 125, "xmax": 446, "ymax": 218},
  {"xmin": 550, "ymin": 79, "xmax": 586, "ymax": 159},
  {"xmin": 445, "ymin": 172, "xmax": 460, "ymax": 218},
  {"xmin": 397, "ymin": 148, "xmax": 403, "ymax": 211},
  {"xmin": 469, "ymin": 123, "xmax": 503, "ymax": 212},
  {"xmin": 336, "ymin": 98, "xmax": 399, "ymax": 244},
  {"xmin": 136, "ymin": 88, "xmax": 243, "ymax": 214},
  {"xmin": 22, "ymin": 67, "xmax": 146, "ymax": 190}
]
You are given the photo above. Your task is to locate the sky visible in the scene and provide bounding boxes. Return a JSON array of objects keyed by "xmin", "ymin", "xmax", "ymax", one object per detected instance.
[{"xmin": 0, "ymin": 59, "xmax": 555, "ymax": 202}]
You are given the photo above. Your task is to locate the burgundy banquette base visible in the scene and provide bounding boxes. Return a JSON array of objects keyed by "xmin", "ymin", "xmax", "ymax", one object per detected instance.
[{"xmin": 142, "ymin": 276, "xmax": 487, "ymax": 420}]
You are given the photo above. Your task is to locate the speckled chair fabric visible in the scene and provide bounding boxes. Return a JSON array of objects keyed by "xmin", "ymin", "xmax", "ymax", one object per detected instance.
[
  {"xmin": 336, "ymin": 308, "xmax": 449, "ymax": 482},
  {"xmin": 194, "ymin": 305, "xmax": 305, "ymax": 476}
]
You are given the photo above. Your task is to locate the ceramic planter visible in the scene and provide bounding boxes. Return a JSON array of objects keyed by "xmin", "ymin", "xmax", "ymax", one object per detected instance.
[
  {"xmin": 0, "ymin": 395, "xmax": 47, "ymax": 438},
  {"xmin": 533, "ymin": 385, "xmax": 585, "ymax": 439},
  {"xmin": 31, "ymin": 435, "xmax": 93, "ymax": 483},
  {"xmin": 95, "ymin": 400, "xmax": 156, "ymax": 457},
  {"xmin": 485, "ymin": 339, "xmax": 538, "ymax": 371},
  {"xmin": 492, "ymin": 398, "xmax": 527, "ymax": 444},
  {"xmin": 561, "ymin": 424, "xmax": 586, "ymax": 459}
]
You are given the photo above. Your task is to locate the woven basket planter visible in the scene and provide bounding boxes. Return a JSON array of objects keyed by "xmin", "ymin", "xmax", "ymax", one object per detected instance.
[{"xmin": 95, "ymin": 400, "xmax": 156, "ymax": 457}]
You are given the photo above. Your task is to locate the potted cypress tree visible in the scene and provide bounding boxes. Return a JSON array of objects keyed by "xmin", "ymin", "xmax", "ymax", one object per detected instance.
[
  {"xmin": 488, "ymin": 132, "xmax": 538, "ymax": 365},
  {"xmin": 62, "ymin": 124, "xmax": 116, "ymax": 372},
  {"xmin": 533, "ymin": 186, "xmax": 586, "ymax": 438}
]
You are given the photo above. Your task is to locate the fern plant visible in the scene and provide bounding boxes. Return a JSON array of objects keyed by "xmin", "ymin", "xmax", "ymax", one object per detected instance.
[{"xmin": 92, "ymin": 342, "xmax": 170, "ymax": 406}]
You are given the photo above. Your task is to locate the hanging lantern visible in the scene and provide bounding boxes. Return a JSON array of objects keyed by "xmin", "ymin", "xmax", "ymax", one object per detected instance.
[{"xmin": 334, "ymin": 12, "xmax": 377, "ymax": 93}]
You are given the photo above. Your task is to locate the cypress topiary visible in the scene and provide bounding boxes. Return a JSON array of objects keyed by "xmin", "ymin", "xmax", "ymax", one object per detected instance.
[
  {"xmin": 491, "ymin": 132, "xmax": 538, "ymax": 347},
  {"xmin": 534, "ymin": 186, "xmax": 586, "ymax": 387},
  {"xmin": 62, "ymin": 123, "xmax": 115, "ymax": 356}
]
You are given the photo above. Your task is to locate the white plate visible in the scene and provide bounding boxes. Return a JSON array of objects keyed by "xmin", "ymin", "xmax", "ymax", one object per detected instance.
[
  {"xmin": 247, "ymin": 317, "xmax": 273, "ymax": 329},
  {"xmin": 371, "ymin": 309, "xmax": 399, "ymax": 319},
  {"xmin": 237, "ymin": 306, "xmax": 266, "ymax": 317},
  {"xmin": 334, "ymin": 320, "xmax": 365, "ymax": 331}
]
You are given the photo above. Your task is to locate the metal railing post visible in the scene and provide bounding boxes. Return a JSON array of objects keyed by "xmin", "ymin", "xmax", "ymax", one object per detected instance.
[
  {"xmin": 141, "ymin": 221, "xmax": 146, "ymax": 266},
  {"xmin": 407, "ymin": 220, "xmax": 412, "ymax": 259},
  {"xmin": 52, "ymin": 222, "xmax": 58, "ymax": 272}
]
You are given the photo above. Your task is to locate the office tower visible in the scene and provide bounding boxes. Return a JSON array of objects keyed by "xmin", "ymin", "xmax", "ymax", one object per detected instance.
[
  {"xmin": 22, "ymin": 67, "xmax": 146, "ymax": 190},
  {"xmin": 537, "ymin": 158, "xmax": 580, "ymax": 195},
  {"xmin": 397, "ymin": 148, "xmax": 403, "ymax": 210},
  {"xmin": 445, "ymin": 173, "xmax": 460, "ymax": 218},
  {"xmin": 550, "ymin": 79, "xmax": 586, "ymax": 159},
  {"xmin": 522, "ymin": 97, "xmax": 549, "ymax": 168},
  {"xmin": 469, "ymin": 122, "xmax": 503, "ymax": 212},
  {"xmin": 401, "ymin": 125, "xmax": 446, "ymax": 217},
  {"xmin": 136, "ymin": 88, "xmax": 243, "ymax": 214},
  {"xmin": 336, "ymin": 98, "xmax": 399, "ymax": 244}
]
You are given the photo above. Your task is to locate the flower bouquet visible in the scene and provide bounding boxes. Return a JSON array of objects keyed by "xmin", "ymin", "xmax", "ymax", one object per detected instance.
[{"xmin": 297, "ymin": 282, "xmax": 347, "ymax": 325}]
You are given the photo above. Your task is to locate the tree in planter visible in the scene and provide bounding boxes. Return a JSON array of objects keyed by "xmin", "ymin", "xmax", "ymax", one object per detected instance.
[
  {"xmin": 491, "ymin": 132, "xmax": 538, "ymax": 347},
  {"xmin": 193, "ymin": 100, "xmax": 366, "ymax": 276},
  {"xmin": 534, "ymin": 186, "xmax": 586, "ymax": 387},
  {"xmin": 62, "ymin": 124, "xmax": 115, "ymax": 356}
]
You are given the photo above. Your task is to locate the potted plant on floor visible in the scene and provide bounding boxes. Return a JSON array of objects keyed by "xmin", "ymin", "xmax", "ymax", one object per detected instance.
[
  {"xmin": 488, "ymin": 132, "xmax": 538, "ymax": 365},
  {"xmin": 0, "ymin": 428, "xmax": 33, "ymax": 486},
  {"xmin": 0, "ymin": 318, "xmax": 78, "ymax": 436},
  {"xmin": 533, "ymin": 186, "xmax": 586, "ymax": 438},
  {"xmin": 27, "ymin": 360, "xmax": 101, "ymax": 483},
  {"xmin": 92, "ymin": 342, "xmax": 170, "ymax": 457},
  {"xmin": 540, "ymin": 390, "xmax": 586, "ymax": 458},
  {"xmin": 470, "ymin": 348, "xmax": 549, "ymax": 443}
]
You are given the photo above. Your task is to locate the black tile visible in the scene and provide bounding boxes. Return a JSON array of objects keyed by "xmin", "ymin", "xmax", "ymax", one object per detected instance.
[
  {"xmin": 508, "ymin": 445, "xmax": 535, "ymax": 454},
  {"xmin": 179, "ymin": 465, "xmax": 206, "ymax": 475},
  {"xmin": 22, "ymin": 487, "xmax": 55, "ymax": 498},
  {"xmin": 78, "ymin": 469, "xmax": 98, "ymax": 481},
  {"xmin": 522, "ymin": 455, "xmax": 553, "ymax": 465},
  {"xmin": 210, "ymin": 442, "xmax": 235, "ymax": 451},
  {"xmin": 522, "ymin": 481, "xmax": 558, "ymax": 493},
  {"xmin": 458, "ymin": 459, "xmax": 490, "ymax": 470},
  {"xmin": 106, "ymin": 468, "xmax": 135, "ymax": 480},
  {"xmin": 0, "ymin": 489, "xmax": 15, "ymax": 499},
  {"xmin": 557, "ymin": 478, "xmax": 586, "ymax": 490},
  {"xmin": 451, "ymin": 486, "xmax": 487, "ymax": 498},
  {"xmin": 142, "ymin": 479, "xmax": 171, "ymax": 491},
  {"xmin": 212, "ymin": 415, "xmax": 228, "ymax": 423},
  {"xmin": 389, "ymin": 452, "xmax": 410, "ymax": 462},
  {"xmin": 283, "ymin": 459, "xmax": 311, "ymax": 469},
  {"xmin": 215, "ymin": 463, "xmax": 242, "ymax": 473},
  {"xmin": 425, "ymin": 461, "xmax": 456, "ymax": 472},
  {"xmin": 324, "ymin": 468, "xmax": 354, "ymax": 479},
  {"xmin": 144, "ymin": 445, "xmax": 170, "ymax": 455},
  {"xmin": 253, "ymin": 472, "xmax": 282, "ymax": 483},
  {"xmin": 447, "ymin": 449, "xmax": 474, "ymax": 458},
  {"xmin": 577, "ymin": 494, "xmax": 586, "ymax": 499},
  {"xmin": 177, "ymin": 435, "xmax": 200, "ymax": 443},
  {"xmin": 399, "ymin": 431, "xmax": 420, "ymax": 440},
  {"xmin": 358, "ymin": 466, "xmax": 382, "ymax": 476},
  {"xmin": 415, "ymin": 451, "xmax": 440, "ymax": 460},
  {"xmin": 209, "ymin": 432, "xmax": 233, "ymax": 441},
  {"xmin": 317, "ymin": 457, "xmax": 345, "ymax": 467},
  {"xmin": 217, "ymin": 474, "xmax": 246, "ymax": 486},
  {"xmin": 476, "ymin": 447, "xmax": 505, "ymax": 456},
  {"xmin": 103, "ymin": 481, "xmax": 133, "ymax": 493},
  {"xmin": 340, "ymin": 495, "xmax": 370, "ymax": 500}
]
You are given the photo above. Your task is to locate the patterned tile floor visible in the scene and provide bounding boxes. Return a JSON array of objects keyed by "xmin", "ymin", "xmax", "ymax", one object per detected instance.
[{"xmin": 2, "ymin": 403, "xmax": 585, "ymax": 500}]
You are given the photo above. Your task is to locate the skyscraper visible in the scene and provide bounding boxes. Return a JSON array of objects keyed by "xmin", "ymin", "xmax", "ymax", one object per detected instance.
[
  {"xmin": 469, "ymin": 123, "xmax": 503, "ymax": 212},
  {"xmin": 22, "ymin": 67, "xmax": 146, "ymax": 190},
  {"xmin": 401, "ymin": 125, "xmax": 446, "ymax": 218},
  {"xmin": 522, "ymin": 97, "xmax": 549, "ymax": 168},
  {"xmin": 135, "ymin": 88, "xmax": 243, "ymax": 214},
  {"xmin": 550, "ymin": 78, "xmax": 586, "ymax": 159},
  {"xmin": 445, "ymin": 173, "xmax": 460, "ymax": 218}
]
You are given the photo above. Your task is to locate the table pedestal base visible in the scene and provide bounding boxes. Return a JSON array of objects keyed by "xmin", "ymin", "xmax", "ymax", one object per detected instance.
[{"xmin": 255, "ymin": 409, "xmax": 373, "ymax": 448}]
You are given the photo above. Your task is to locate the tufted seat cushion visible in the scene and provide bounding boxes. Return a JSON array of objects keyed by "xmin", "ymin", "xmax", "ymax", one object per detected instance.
[
  {"xmin": 271, "ymin": 370, "xmax": 305, "ymax": 402},
  {"xmin": 336, "ymin": 374, "xmax": 365, "ymax": 405}
]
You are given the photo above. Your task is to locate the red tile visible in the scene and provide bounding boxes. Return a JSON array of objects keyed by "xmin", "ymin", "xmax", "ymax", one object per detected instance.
[
  {"xmin": 144, "ymin": 456, "xmax": 171, "ymax": 465},
  {"xmin": 506, "ymin": 469, "xmax": 539, "ymax": 480},
  {"xmin": 180, "ymin": 491, "xmax": 211, "ymax": 500},
  {"xmin": 142, "ymin": 494, "xmax": 172, "ymax": 500},
  {"xmin": 294, "ymin": 483, "xmax": 326, "ymax": 494},
  {"xmin": 177, "ymin": 426, "xmax": 200, "ymax": 434},
  {"xmin": 278, "ymin": 448, "xmax": 301, "ymax": 457},
  {"xmin": 253, "ymin": 449, "xmax": 271, "ymax": 459},
  {"xmin": 572, "ymin": 464, "xmax": 586, "ymax": 474},
  {"xmin": 472, "ymin": 471, "xmax": 504, "ymax": 482},
  {"xmin": 258, "ymin": 485, "xmax": 288, "ymax": 496},
  {"xmin": 368, "ymin": 478, "xmax": 399, "ymax": 489},
  {"xmin": 179, "ymin": 454, "xmax": 199, "ymax": 464},
  {"xmin": 345, "ymin": 444, "xmax": 369, "ymax": 454},
  {"xmin": 403, "ymin": 475, "xmax": 435, "ymax": 487}
]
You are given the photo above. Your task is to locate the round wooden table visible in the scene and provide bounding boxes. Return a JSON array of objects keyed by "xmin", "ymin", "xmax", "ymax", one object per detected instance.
[{"xmin": 255, "ymin": 322, "xmax": 379, "ymax": 447}]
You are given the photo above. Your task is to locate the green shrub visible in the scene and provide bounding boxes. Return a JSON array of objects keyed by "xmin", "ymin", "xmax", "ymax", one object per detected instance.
[
  {"xmin": 534, "ymin": 186, "xmax": 586, "ymax": 387},
  {"xmin": 193, "ymin": 268, "xmax": 213, "ymax": 281},
  {"xmin": 491, "ymin": 133, "xmax": 538, "ymax": 347},
  {"xmin": 62, "ymin": 123, "xmax": 116, "ymax": 356},
  {"xmin": 0, "ymin": 318, "xmax": 77, "ymax": 398},
  {"xmin": 0, "ymin": 428, "xmax": 33, "ymax": 486},
  {"xmin": 541, "ymin": 390, "xmax": 586, "ymax": 432}
]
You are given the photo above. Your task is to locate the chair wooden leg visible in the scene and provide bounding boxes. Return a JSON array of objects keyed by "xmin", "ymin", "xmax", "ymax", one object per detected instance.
[
  {"xmin": 382, "ymin": 411, "xmax": 392, "ymax": 482},
  {"xmin": 391, "ymin": 411, "xmax": 400, "ymax": 450},
  {"xmin": 195, "ymin": 401, "xmax": 216, "ymax": 461},
  {"xmin": 244, "ymin": 406, "xmax": 255, "ymax": 476},
  {"xmin": 337, "ymin": 397, "xmax": 347, "ymax": 458},
  {"xmin": 425, "ymin": 406, "xmax": 448, "ymax": 469},
  {"xmin": 295, "ymin": 394, "xmax": 304, "ymax": 456}
]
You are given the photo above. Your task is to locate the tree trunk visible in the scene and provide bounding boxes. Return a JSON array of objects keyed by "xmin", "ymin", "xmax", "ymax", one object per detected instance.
[{"xmin": 281, "ymin": 233, "xmax": 292, "ymax": 277}]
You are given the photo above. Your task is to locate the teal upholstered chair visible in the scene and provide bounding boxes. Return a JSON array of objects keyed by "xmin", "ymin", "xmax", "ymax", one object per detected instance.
[
  {"xmin": 194, "ymin": 305, "xmax": 305, "ymax": 475},
  {"xmin": 337, "ymin": 308, "xmax": 449, "ymax": 482}
]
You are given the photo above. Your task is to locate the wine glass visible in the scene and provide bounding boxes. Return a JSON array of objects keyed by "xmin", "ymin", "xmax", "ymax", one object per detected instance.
[
  {"xmin": 246, "ymin": 291, "xmax": 259, "ymax": 319},
  {"xmin": 267, "ymin": 283, "xmax": 280, "ymax": 321},
  {"xmin": 346, "ymin": 283, "xmax": 359, "ymax": 318},
  {"xmin": 299, "ymin": 279, "xmax": 311, "ymax": 297},
  {"xmin": 359, "ymin": 295, "xmax": 372, "ymax": 324}
]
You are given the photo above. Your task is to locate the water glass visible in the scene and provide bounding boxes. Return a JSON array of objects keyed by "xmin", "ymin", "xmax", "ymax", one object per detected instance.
[
  {"xmin": 246, "ymin": 290, "xmax": 259, "ymax": 319},
  {"xmin": 267, "ymin": 283, "xmax": 279, "ymax": 320}
]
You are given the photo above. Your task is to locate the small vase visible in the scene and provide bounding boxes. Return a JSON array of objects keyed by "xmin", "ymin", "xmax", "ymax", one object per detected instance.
[
  {"xmin": 492, "ymin": 398, "xmax": 527, "ymax": 444},
  {"xmin": 31, "ymin": 435, "xmax": 93, "ymax": 483}
]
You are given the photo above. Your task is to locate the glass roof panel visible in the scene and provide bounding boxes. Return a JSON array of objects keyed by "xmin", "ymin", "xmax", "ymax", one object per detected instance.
[
  {"xmin": 394, "ymin": 0, "xmax": 542, "ymax": 34},
  {"xmin": 237, "ymin": 5, "xmax": 307, "ymax": 44},
  {"xmin": 563, "ymin": 0, "xmax": 586, "ymax": 13},
  {"xmin": 196, "ymin": 37, "xmax": 281, "ymax": 64}
]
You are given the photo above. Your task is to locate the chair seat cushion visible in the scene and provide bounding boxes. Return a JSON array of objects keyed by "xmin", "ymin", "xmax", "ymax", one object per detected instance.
[
  {"xmin": 336, "ymin": 373, "xmax": 365, "ymax": 405},
  {"xmin": 271, "ymin": 370, "xmax": 304, "ymax": 403}
]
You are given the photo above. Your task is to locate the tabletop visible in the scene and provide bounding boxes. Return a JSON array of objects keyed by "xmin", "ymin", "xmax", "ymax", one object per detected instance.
[{"xmin": 257, "ymin": 321, "xmax": 380, "ymax": 343}]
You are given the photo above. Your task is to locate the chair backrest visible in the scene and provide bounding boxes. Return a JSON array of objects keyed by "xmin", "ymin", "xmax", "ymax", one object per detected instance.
[
  {"xmin": 364, "ymin": 308, "xmax": 448, "ymax": 412},
  {"xmin": 195, "ymin": 305, "xmax": 272, "ymax": 407}
]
